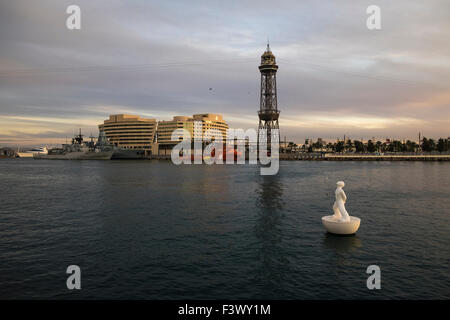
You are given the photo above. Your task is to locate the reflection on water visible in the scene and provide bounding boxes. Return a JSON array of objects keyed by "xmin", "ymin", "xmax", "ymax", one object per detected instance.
[
  {"xmin": 255, "ymin": 175, "xmax": 285, "ymax": 238},
  {"xmin": 321, "ymin": 233, "xmax": 363, "ymax": 282},
  {"xmin": 253, "ymin": 175, "xmax": 288, "ymax": 295},
  {"xmin": 322, "ymin": 232, "xmax": 362, "ymax": 254},
  {"xmin": 256, "ymin": 175, "xmax": 284, "ymax": 211}
]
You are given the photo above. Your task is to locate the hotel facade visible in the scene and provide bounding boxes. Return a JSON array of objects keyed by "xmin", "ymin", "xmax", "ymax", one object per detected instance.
[
  {"xmin": 157, "ymin": 114, "xmax": 229, "ymax": 155},
  {"xmin": 98, "ymin": 113, "xmax": 228, "ymax": 155},
  {"xmin": 99, "ymin": 114, "xmax": 157, "ymax": 153}
]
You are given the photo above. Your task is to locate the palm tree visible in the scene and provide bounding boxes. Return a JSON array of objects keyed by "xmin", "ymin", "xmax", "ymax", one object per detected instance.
[
  {"xmin": 326, "ymin": 142, "xmax": 334, "ymax": 152},
  {"xmin": 437, "ymin": 138, "xmax": 447, "ymax": 153},
  {"xmin": 335, "ymin": 141, "xmax": 345, "ymax": 153},
  {"xmin": 367, "ymin": 140, "xmax": 376, "ymax": 153},
  {"xmin": 376, "ymin": 141, "xmax": 382, "ymax": 153},
  {"xmin": 345, "ymin": 139, "xmax": 353, "ymax": 153}
]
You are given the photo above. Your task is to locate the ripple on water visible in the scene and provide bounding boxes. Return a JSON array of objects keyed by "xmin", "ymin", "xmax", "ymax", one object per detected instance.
[{"xmin": 0, "ymin": 160, "xmax": 449, "ymax": 299}]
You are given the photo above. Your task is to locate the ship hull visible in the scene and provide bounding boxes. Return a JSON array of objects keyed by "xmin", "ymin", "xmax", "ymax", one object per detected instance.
[
  {"xmin": 111, "ymin": 149, "xmax": 145, "ymax": 159},
  {"xmin": 34, "ymin": 151, "xmax": 113, "ymax": 160},
  {"xmin": 17, "ymin": 153, "xmax": 34, "ymax": 158}
]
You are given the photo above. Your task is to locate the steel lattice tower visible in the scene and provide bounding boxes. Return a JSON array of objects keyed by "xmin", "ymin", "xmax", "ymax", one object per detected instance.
[{"xmin": 258, "ymin": 43, "xmax": 280, "ymax": 149}]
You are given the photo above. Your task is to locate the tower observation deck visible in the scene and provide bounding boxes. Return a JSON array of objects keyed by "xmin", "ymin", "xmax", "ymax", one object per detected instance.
[{"xmin": 258, "ymin": 43, "xmax": 280, "ymax": 148}]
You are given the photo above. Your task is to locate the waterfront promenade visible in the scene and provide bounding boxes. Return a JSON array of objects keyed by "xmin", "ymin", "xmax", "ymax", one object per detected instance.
[
  {"xmin": 279, "ymin": 154, "xmax": 450, "ymax": 161},
  {"xmin": 146, "ymin": 153, "xmax": 450, "ymax": 161}
]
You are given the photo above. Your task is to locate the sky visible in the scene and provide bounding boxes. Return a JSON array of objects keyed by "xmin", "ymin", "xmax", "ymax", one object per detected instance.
[{"xmin": 0, "ymin": 0, "xmax": 449, "ymax": 146}]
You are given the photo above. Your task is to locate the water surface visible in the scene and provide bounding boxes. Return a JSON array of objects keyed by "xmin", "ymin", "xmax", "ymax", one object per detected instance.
[{"xmin": 0, "ymin": 159, "xmax": 449, "ymax": 299}]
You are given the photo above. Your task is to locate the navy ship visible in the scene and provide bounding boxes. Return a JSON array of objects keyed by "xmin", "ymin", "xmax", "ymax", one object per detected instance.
[
  {"xmin": 34, "ymin": 130, "xmax": 114, "ymax": 160},
  {"xmin": 111, "ymin": 148, "xmax": 146, "ymax": 159}
]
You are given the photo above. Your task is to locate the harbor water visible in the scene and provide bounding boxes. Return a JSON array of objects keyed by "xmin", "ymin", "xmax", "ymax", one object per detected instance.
[{"xmin": 0, "ymin": 159, "xmax": 449, "ymax": 299}]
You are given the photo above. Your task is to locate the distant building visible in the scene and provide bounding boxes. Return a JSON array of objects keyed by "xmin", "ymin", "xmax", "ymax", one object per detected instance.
[
  {"xmin": 157, "ymin": 113, "xmax": 228, "ymax": 154},
  {"xmin": 0, "ymin": 147, "xmax": 16, "ymax": 158},
  {"xmin": 99, "ymin": 114, "xmax": 157, "ymax": 152}
]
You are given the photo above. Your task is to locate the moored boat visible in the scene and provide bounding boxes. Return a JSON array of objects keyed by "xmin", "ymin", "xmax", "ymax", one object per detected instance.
[
  {"xmin": 17, "ymin": 146, "xmax": 48, "ymax": 158},
  {"xmin": 34, "ymin": 130, "xmax": 114, "ymax": 160}
]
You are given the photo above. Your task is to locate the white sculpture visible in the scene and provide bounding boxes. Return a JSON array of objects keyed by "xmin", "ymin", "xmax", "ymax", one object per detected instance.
[
  {"xmin": 333, "ymin": 181, "xmax": 350, "ymax": 222},
  {"xmin": 322, "ymin": 181, "xmax": 361, "ymax": 235}
]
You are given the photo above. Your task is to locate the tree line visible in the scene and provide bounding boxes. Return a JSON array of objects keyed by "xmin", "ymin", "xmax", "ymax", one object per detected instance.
[{"xmin": 282, "ymin": 137, "xmax": 449, "ymax": 153}]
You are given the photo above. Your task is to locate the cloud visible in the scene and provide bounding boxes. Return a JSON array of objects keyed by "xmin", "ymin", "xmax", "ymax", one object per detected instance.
[{"xmin": 0, "ymin": 0, "xmax": 449, "ymax": 145}]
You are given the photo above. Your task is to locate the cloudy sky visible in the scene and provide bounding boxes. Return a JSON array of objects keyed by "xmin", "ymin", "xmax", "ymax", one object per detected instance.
[{"xmin": 0, "ymin": 0, "xmax": 449, "ymax": 145}]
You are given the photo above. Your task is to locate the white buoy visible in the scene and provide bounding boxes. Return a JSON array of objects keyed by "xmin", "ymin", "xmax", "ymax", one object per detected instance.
[{"xmin": 322, "ymin": 181, "xmax": 361, "ymax": 235}]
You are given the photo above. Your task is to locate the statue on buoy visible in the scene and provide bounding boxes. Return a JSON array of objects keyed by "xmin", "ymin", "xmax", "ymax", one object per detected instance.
[
  {"xmin": 322, "ymin": 181, "xmax": 361, "ymax": 235},
  {"xmin": 333, "ymin": 181, "xmax": 350, "ymax": 222}
]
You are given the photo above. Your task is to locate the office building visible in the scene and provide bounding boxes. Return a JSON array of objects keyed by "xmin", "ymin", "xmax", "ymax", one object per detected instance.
[{"xmin": 99, "ymin": 114, "xmax": 157, "ymax": 152}]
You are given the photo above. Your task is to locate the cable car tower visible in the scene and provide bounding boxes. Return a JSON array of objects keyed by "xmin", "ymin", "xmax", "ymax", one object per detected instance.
[{"xmin": 258, "ymin": 43, "xmax": 280, "ymax": 150}]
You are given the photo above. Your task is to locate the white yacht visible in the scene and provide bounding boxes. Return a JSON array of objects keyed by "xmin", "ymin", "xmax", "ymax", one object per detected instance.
[{"xmin": 17, "ymin": 146, "xmax": 48, "ymax": 158}]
